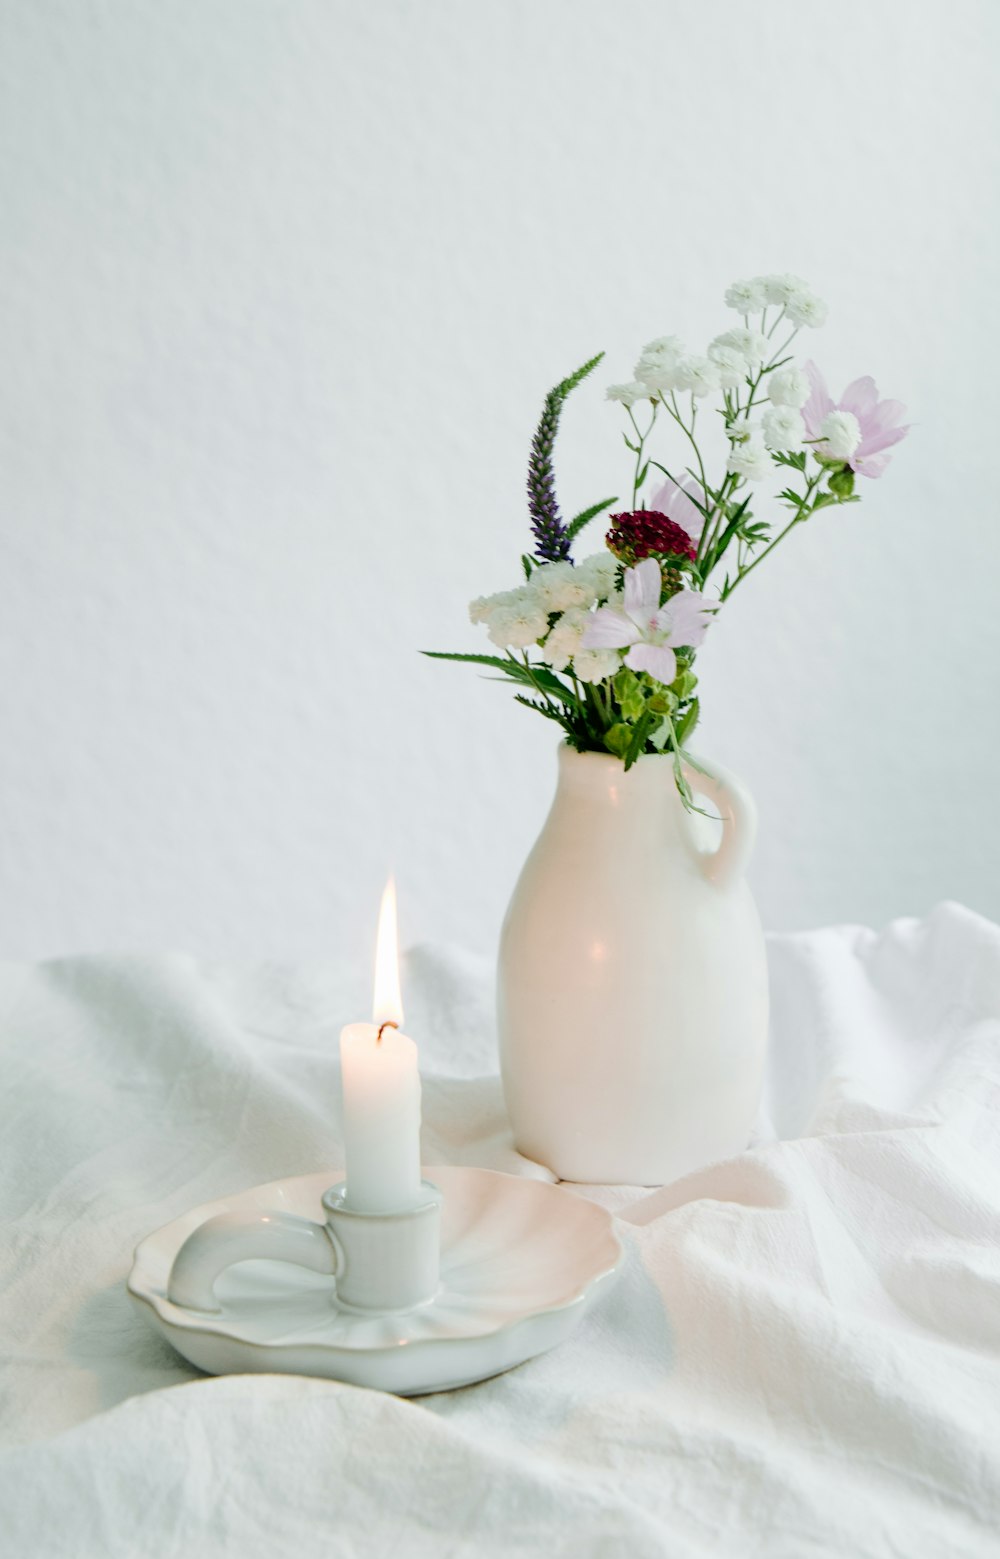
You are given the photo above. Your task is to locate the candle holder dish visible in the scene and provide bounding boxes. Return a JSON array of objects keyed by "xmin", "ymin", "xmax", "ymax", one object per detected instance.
[{"xmin": 128, "ymin": 1165, "xmax": 624, "ymax": 1395}]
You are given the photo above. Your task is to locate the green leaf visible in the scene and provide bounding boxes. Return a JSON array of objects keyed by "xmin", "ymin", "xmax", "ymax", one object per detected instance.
[
  {"xmin": 636, "ymin": 461, "xmax": 649, "ymax": 490},
  {"xmin": 521, "ymin": 554, "xmax": 535, "ymax": 580},
  {"xmin": 526, "ymin": 665, "xmax": 577, "ymax": 698},
  {"xmin": 423, "ymin": 651, "xmax": 572, "ymax": 704},
  {"xmin": 602, "ymin": 723, "xmax": 632, "ymax": 759},
  {"xmin": 422, "ymin": 650, "xmax": 527, "ymax": 674},
  {"xmin": 513, "ymin": 695, "xmax": 570, "ymax": 727},
  {"xmin": 566, "ymin": 496, "xmax": 617, "ymax": 542},
  {"xmin": 613, "ymin": 667, "xmax": 645, "ymax": 722},
  {"xmin": 675, "ymin": 697, "xmax": 700, "ymax": 747},
  {"xmin": 650, "ymin": 718, "xmax": 672, "ymax": 752},
  {"xmin": 671, "ymin": 669, "xmax": 698, "ymax": 700},
  {"xmin": 623, "ymin": 710, "xmax": 656, "ymax": 769},
  {"xmin": 647, "ymin": 462, "xmax": 712, "ymax": 516}
]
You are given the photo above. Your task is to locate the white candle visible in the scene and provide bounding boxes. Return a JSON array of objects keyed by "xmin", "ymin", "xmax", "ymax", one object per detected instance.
[{"xmin": 339, "ymin": 879, "xmax": 423, "ymax": 1213}]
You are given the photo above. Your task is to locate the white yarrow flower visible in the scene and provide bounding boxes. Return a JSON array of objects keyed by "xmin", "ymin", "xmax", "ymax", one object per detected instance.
[
  {"xmin": 762, "ymin": 406, "xmax": 806, "ymax": 452},
  {"xmin": 576, "ymin": 551, "xmax": 619, "ymax": 601},
  {"xmin": 818, "ymin": 410, "xmax": 861, "ymax": 462},
  {"xmin": 726, "ymin": 438, "xmax": 771, "ymax": 482},
  {"xmin": 531, "ymin": 560, "xmax": 597, "ymax": 613},
  {"xmin": 542, "ymin": 608, "xmax": 589, "ymax": 672},
  {"xmin": 606, "ymin": 381, "xmax": 654, "ymax": 408},
  {"xmin": 673, "ymin": 355, "xmax": 721, "ymax": 397},
  {"xmin": 724, "ymin": 278, "xmax": 767, "ymax": 314},
  {"xmin": 470, "ymin": 586, "xmax": 527, "ymax": 625},
  {"xmin": 767, "ymin": 365, "xmax": 810, "ymax": 408},
  {"xmin": 572, "ymin": 647, "xmax": 621, "ymax": 684},
  {"xmin": 484, "ymin": 586, "xmax": 549, "ymax": 649}
]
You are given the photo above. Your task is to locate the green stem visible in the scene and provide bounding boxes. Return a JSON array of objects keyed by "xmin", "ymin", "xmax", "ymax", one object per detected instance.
[
  {"xmin": 720, "ymin": 471, "xmax": 821, "ymax": 600},
  {"xmin": 519, "ymin": 652, "xmax": 560, "ymax": 716},
  {"xmin": 701, "ymin": 324, "xmax": 802, "ymax": 584},
  {"xmin": 627, "ymin": 403, "xmax": 658, "ymax": 508}
]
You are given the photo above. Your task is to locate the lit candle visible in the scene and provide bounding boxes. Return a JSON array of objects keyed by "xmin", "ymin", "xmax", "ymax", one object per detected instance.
[{"xmin": 339, "ymin": 878, "xmax": 423, "ymax": 1213}]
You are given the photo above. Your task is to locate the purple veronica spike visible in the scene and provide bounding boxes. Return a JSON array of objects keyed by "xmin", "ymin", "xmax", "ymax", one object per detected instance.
[
  {"xmin": 526, "ymin": 354, "xmax": 605, "ymax": 562},
  {"xmin": 527, "ymin": 389, "xmax": 572, "ymax": 562}
]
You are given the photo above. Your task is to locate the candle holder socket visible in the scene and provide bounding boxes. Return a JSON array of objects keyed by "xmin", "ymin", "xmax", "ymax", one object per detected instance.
[
  {"xmin": 322, "ymin": 1180, "xmax": 442, "ymax": 1312},
  {"xmin": 166, "ymin": 1179, "xmax": 442, "ymax": 1317}
]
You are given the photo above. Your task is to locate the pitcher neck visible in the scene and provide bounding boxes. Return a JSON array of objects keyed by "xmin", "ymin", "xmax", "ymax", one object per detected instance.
[{"xmin": 554, "ymin": 744, "xmax": 688, "ymax": 831}]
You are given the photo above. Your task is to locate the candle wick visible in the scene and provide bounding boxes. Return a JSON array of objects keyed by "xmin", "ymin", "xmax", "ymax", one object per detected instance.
[{"xmin": 376, "ymin": 1021, "xmax": 398, "ymax": 1045}]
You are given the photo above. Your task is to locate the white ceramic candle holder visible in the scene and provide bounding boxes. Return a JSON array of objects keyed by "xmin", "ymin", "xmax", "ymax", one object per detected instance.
[
  {"xmin": 132, "ymin": 1166, "xmax": 624, "ymax": 1395},
  {"xmin": 167, "ymin": 1179, "xmax": 443, "ymax": 1316}
]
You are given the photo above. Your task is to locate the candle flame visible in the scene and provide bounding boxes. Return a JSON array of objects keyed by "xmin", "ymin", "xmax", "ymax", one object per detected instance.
[{"xmin": 372, "ymin": 876, "xmax": 403, "ymax": 1027}]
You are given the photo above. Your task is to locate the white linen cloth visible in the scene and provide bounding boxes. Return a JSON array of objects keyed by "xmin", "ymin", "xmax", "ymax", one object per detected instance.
[{"xmin": 2, "ymin": 902, "xmax": 1000, "ymax": 1557}]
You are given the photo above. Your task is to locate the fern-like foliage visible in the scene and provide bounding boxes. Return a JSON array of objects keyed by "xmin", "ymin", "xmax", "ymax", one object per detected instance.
[{"xmin": 527, "ymin": 352, "xmax": 604, "ymax": 562}]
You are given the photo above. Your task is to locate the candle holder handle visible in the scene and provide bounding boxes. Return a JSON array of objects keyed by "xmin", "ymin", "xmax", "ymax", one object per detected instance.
[
  {"xmin": 165, "ymin": 1179, "xmax": 443, "ymax": 1316},
  {"xmin": 167, "ymin": 1208, "xmax": 338, "ymax": 1314}
]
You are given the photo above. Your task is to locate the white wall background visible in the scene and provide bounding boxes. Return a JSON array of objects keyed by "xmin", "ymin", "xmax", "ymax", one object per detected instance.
[{"xmin": 2, "ymin": 0, "xmax": 999, "ymax": 968}]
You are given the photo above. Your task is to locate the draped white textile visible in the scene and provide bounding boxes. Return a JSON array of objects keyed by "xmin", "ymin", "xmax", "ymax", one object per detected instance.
[{"xmin": 2, "ymin": 903, "xmax": 999, "ymax": 1557}]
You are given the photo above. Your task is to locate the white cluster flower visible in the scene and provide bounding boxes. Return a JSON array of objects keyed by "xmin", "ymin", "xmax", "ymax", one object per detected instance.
[
  {"xmin": 818, "ymin": 410, "xmax": 861, "ymax": 462},
  {"xmin": 724, "ymin": 278, "xmax": 768, "ymax": 314},
  {"xmin": 723, "ymin": 275, "xmax": 827, "ymax": 329},
  {"xmin": 704, "ymin": 342, "xmax": 747, "ymax": 389},
  {"xmin": 576, "ymin": 551, "xmax": 619, "ymax": 602},
  {"xmin": 468, "ymin": 551, "xmax": 624, "ymax": 663},
  {"xmin": 672, "ymin": 355, "xmax": 720, "ymax": 398},
  {"xmin": 766, "ymin": 274, "xmax": 827, "ymax": 327},
  {"xmin": 633, "ymin": 335, "xmax": 685, "ymax": 390},
  {"xmin": 573, "ymin": 647, "xmax": 621, "ymax": 684},
  {"xmin": 785, "ymin": 291, "xmax": 828, "ymax": 328},
  {"xmin": 606, "ymin": 381, "xmax": 654, "ymax": 408},
  {"xmin": 726, "ymin": 415, "xmax": 760, "ymax": 444},
  {"xmin": 641, "ymin": 335, "xmax": 685, "ymax": 361},
  {"xmin": 469, "ymin": 585, "xmax": 548, "ymax": 648},
  {"xmin": 767, "ymin": 365, "xmax": 810, "ymax": 408},
  {"xmin": 726, "ymin": 439, "xmax": 771, "ymax": 482},
  {"xmin": 711, "ymin": 327, "xmax": 769, "ymax": 371},
  {"xmin": 542, "ymin": 608, "xmax": 589, "ymax": 672},
  {"xmin": 762, "ymin": 406, "xmax": 806, "ymax": 452},
  {"xmin": 762, "ymin": 272, "xmax": 809, "ymax": 306},
  {"xmin": 530, "ymin": 560, "xmax": 597, "ymax": 613}
]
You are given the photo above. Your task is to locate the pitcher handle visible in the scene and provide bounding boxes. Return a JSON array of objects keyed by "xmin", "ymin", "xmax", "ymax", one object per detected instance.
[
  {"xmin": 167, "ymin": 1209, "xmax": 340, "ymax": 1313},
  {"xmin": 680, "ymin": 753, "xmax": 757, "ymax": 890}
]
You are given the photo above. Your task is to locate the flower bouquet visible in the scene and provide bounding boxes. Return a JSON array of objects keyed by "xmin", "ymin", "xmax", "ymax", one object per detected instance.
[
  {"xmin": 428, "ymin": 274, "xmax": 908, "ymax": 807},
  {"xmin": 428, "ymin": 274, "xmax": 909, "ymax": 1184}
]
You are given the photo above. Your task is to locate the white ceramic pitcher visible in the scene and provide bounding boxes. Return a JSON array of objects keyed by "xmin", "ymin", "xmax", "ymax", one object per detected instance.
[{"xmin": 497, "ymin": 746, "xmax": 768, "ymax": 1185}]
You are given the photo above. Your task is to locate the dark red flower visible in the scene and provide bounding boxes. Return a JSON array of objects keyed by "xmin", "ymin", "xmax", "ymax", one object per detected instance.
[{"xmin": 606, "ymin": 510, "xmax": 698, "ymax": 567}]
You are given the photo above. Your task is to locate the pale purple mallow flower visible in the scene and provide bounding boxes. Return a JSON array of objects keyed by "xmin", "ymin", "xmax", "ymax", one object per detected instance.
[
  {"xmin": 582, "ymin": 558, "xmax": 714, "ymax": 686},
  {"xmin": 647, "ymin": 474, "xmax": 707, "ymax": 540},
  {"xmin": 802, "ymin": 361, "xmax": 909, "ymax": 478}
]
